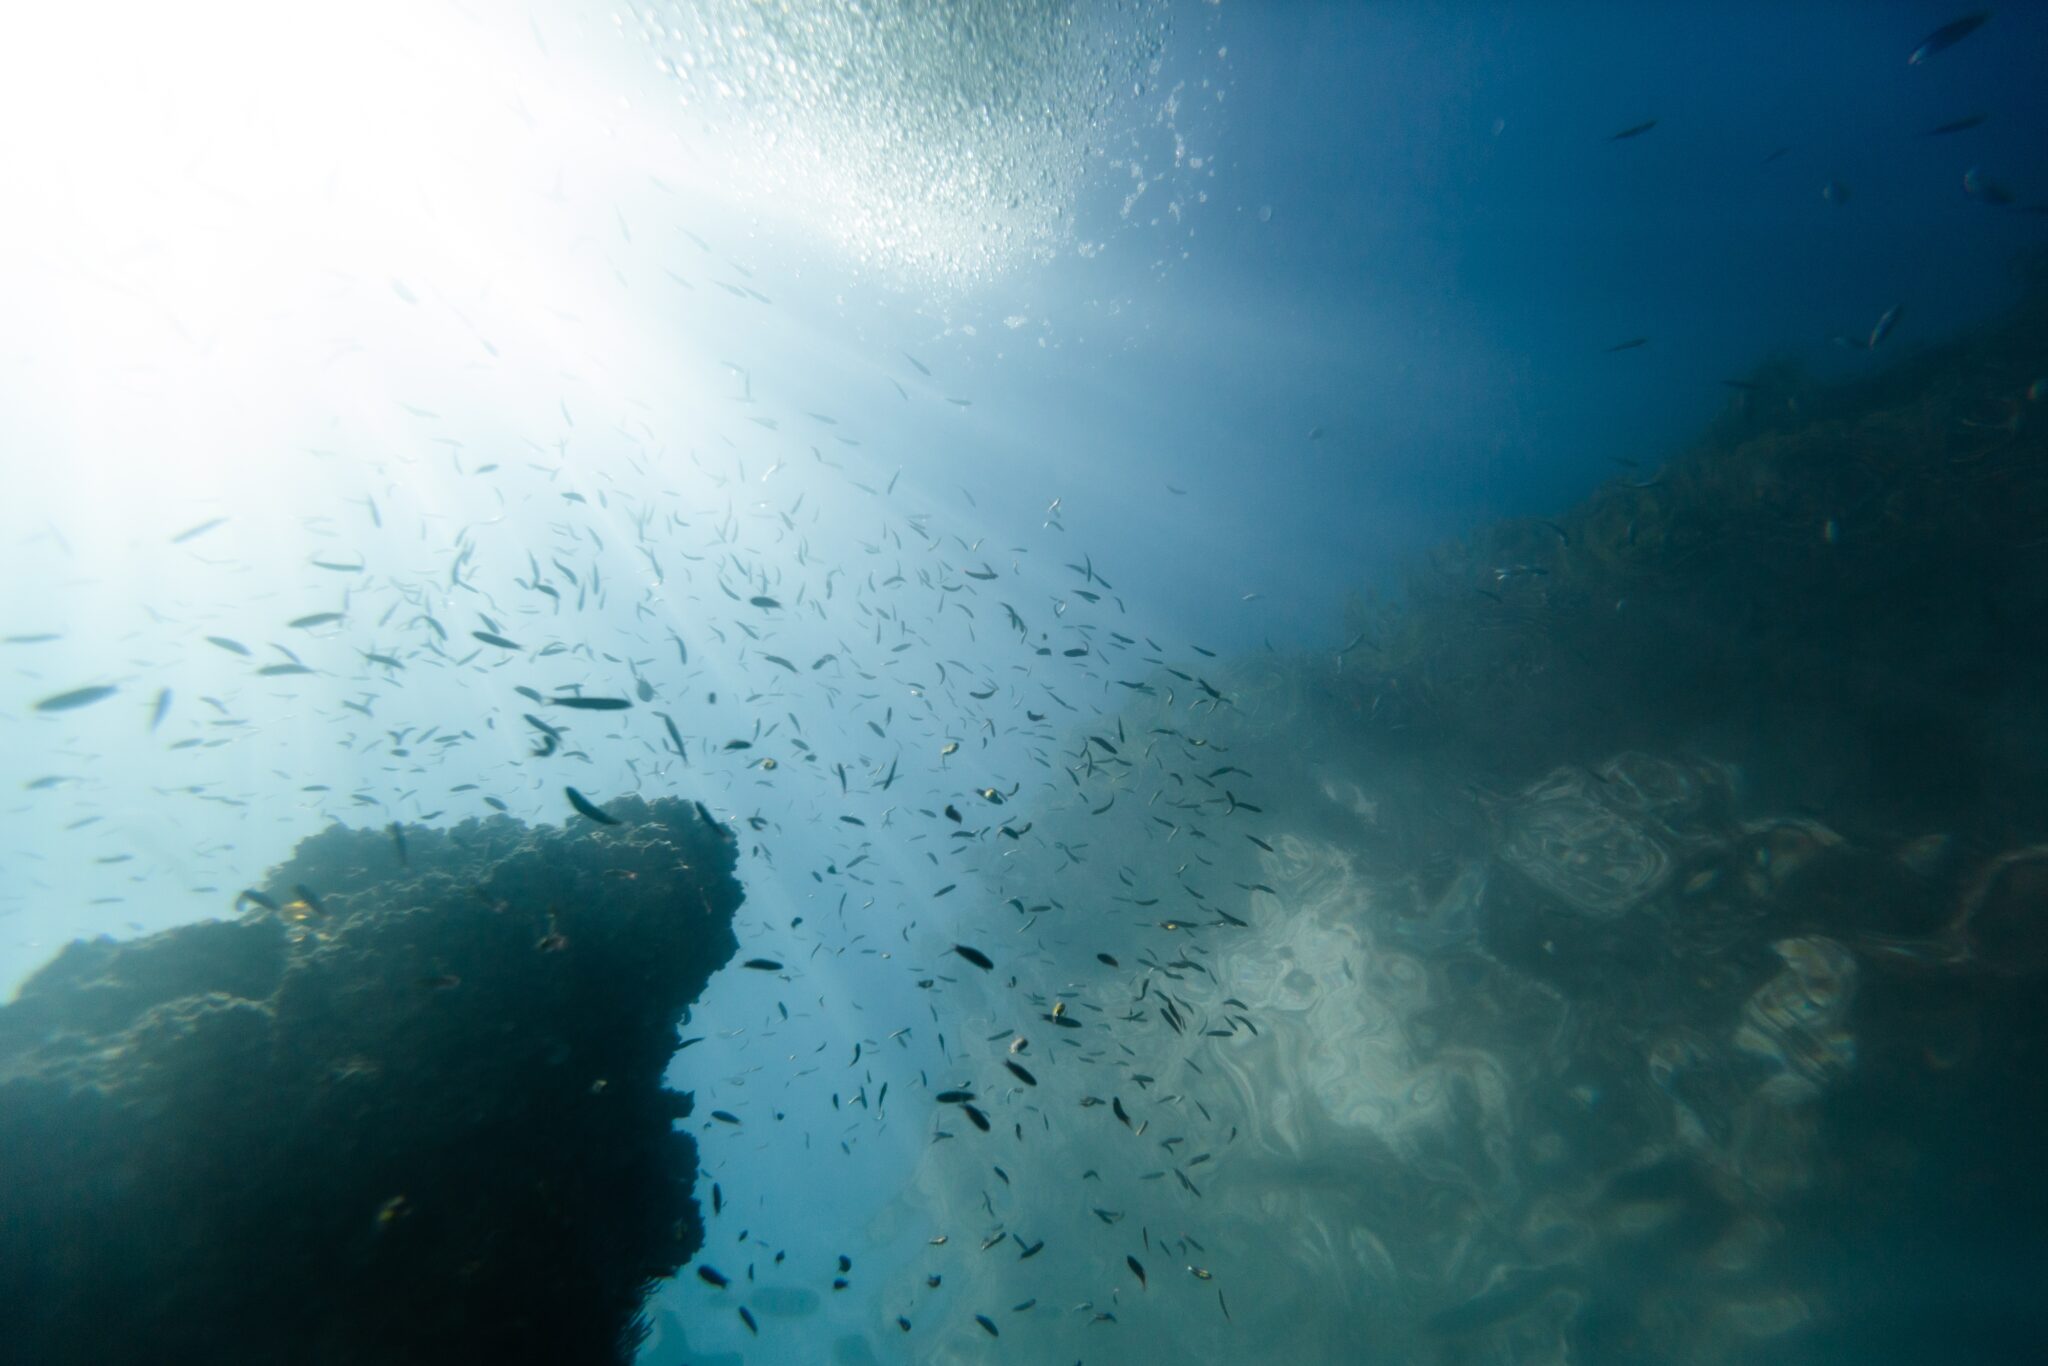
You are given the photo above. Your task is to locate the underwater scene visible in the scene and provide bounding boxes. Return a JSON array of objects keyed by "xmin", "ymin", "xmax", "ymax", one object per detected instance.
[{"xmin": 3, "ymin": 2, "xmax": 2047, "ymax": 1363}]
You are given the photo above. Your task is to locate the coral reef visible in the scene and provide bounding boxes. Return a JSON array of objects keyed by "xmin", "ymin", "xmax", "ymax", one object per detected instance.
[{"xmin": 0, "ymin": 795, "xmax": 740, "ymax": 1366}]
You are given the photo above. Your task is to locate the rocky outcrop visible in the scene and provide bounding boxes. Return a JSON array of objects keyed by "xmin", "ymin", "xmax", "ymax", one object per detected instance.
[{"xmin": 0, "ymin": 795, "xmax": 740, "ymax": 1366}]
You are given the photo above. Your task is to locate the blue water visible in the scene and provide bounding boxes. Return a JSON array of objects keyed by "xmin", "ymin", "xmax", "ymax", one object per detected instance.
[{"xmin": 3, "ymin": 2, "xmax": 2046, "ymax": 1362}]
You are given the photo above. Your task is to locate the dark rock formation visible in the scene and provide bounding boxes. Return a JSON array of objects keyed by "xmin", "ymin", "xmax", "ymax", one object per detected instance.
[
  {"xmin": 0, "ymin": 795, "xmax": 741, "ymax": 1366},
  {"xmin": 1324, "ymin": 277, "xmax": 2048, "ymax": 843}
]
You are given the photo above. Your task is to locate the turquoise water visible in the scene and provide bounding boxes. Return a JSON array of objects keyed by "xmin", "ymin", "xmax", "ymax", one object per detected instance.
[{"xmin": 4, "ymin": 3, "xmax": 2046, "ymax": 1362}]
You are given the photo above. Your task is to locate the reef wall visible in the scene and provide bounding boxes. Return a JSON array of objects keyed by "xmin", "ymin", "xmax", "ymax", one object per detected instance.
[
  {"xmin": 1325, "ymin": 282, "xmax": 2048, "ymax": 840},
  {"xmin": 882, "ymin": 283, "xmax": 2048, "ymax": 1363},
  {"xmin": 0, "ymin": 795, "xmax": 740, "ymax": 1366}
]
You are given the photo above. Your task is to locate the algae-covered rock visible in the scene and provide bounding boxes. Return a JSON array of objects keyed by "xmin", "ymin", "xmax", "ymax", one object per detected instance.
[{"xmin": 0, "ymin": 795, "xmax": 740, "ymax": 1366}]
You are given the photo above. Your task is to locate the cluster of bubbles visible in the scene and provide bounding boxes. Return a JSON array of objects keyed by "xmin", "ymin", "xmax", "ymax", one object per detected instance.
[{"xmin": 624, "ymin": 0, "xmax": 1173, "ymax": 289}]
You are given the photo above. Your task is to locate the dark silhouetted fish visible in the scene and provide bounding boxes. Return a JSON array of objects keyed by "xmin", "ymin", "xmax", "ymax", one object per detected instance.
[
  {"xmin": 1922, "ymin": 113, "xmax": 1986, "ymax": 136},
  {"xmin": 1909, "ymin": 10, "xmax": 1989, "ymax": 65},
  {"xmin": 564, "ymin": 786, "xmax": 620, "ymax": 824},
  {"xmin": 35, "ymin": 685, "xmax": 117, "ymax": 712},
  {"xmin": 169, "ymin": 517, "xmax": 228, "ymax": 544}
]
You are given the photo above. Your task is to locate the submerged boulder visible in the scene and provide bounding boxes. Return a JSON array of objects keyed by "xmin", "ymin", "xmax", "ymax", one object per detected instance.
[{"xmin": 0, "ymin": 795, "xmax": 741, "ymax": 1366}]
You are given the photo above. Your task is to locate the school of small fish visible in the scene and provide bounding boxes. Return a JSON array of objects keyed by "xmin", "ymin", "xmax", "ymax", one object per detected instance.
[{"xmin": 3, "ymin": 6, "xmax": 2034, "ymax": 1360}]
